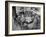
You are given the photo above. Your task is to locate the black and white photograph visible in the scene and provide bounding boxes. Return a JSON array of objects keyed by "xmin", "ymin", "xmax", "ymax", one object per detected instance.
[
  {"xmin": 5, "ymin": 1, "xmax": 45, "ymax": 36},
  {"xmin": 12, "ymin": 6, "xmax": 40, "ymax": 30}
]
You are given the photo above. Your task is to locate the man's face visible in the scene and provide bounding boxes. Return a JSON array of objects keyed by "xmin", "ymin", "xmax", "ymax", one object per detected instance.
[{"xmin": 24, "ymin": 11, "xmax": 35, "ymax": 23}]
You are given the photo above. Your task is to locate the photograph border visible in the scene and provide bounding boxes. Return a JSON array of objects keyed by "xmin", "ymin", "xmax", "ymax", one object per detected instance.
[{"xmin": 5, "ymin": 1, "xmax": 45, "ymax": 36}]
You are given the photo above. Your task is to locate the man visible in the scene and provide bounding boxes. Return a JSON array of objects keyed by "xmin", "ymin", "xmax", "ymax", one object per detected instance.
[{"xmin": 12, "ymin": 7, "xmax": 40, "ymax": 30}]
